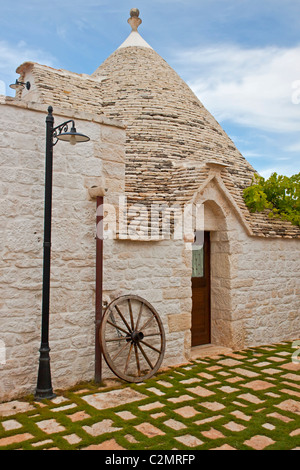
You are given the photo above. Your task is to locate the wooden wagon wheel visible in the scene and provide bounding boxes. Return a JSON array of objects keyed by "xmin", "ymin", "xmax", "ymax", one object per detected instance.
[{"xmin": 100, "ymin": 295, "xmax": 166, "ymax": 383}]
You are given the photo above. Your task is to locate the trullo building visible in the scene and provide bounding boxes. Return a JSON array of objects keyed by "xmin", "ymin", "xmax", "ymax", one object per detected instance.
[{"xmin": 0, "ymin": 9, "xmax": 299, "ymax": 401}]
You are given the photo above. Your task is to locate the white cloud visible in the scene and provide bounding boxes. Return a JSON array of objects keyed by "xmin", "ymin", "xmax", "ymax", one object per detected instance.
[
  {"xmin": 241, "ymin": 151, "xmax": 264, "ymax": 159},
  {"xmin": 56, "ymin": 26, "xmax": 68, "ymax": 41},
  {"xmin": 0, "ymin": 40, "xmax": 56, "ymax": 96},
  {"xmin": 260, "ymin": 165, "xmax": 298, "ymax": 179},
  {"xmin": 0, "ymin": 40, "xmax": 55, "ymax": 71},
  {"xmin": 285, "ymin": 141, "xmax": 300, "ymax": 153},
  {"xmin": 173, "ymin": 44, "xmax": 300, "ymax": 134}
]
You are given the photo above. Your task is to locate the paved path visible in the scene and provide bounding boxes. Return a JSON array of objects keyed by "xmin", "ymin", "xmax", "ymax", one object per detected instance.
[{"xmin": 0, "ymin": 341, "xmax": 299, "ymax": 450}]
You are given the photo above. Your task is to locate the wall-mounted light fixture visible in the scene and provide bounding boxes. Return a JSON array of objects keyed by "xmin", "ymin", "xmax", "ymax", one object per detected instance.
[{"xmin": 9, "ymin": 80, "xmax": 31, "ymax": 91}]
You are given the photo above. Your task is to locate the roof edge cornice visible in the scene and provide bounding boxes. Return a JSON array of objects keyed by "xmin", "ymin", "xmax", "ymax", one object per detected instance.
[
  {"xmin": 0, "ymin": 97, "xmax": 126, "ymax": 129},
  {"xmin": 189, "ymin": 171, "xmax": 254, "ymax": 237}
]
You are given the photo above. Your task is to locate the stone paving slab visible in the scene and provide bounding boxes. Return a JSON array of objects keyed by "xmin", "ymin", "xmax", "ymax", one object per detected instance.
[
  {"xmin": 0, "ymin": 341, "xmax": 299, "ymax": 450},
  {"xmin": 81, "ymin": 388, "xmax": 147, "ymax": 411},
  {"xmin": 0, "ymin": 401, "xmax": 35, "ymax": 418}
]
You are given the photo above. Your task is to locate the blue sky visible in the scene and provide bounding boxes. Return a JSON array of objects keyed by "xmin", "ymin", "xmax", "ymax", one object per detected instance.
[{"xmin": 1, "ymin": 0, "xmax": 300, "ymax": 177}]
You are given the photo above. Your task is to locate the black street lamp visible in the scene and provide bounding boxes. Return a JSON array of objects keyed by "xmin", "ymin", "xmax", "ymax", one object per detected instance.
[{"xmin": 35, "ymin": 106, "xmax": 90, "ymax": 401}]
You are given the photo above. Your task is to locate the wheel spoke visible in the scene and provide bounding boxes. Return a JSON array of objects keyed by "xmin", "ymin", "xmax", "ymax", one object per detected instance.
[
  {"xmin": 106, "ymin": 337, "xmax": 129, "ymax": 343},
  {"xmin": 139, "ymin": 313, "xmax": 155, "ymax": 333},
  {"xmin": 137, "ymin": 342, "xmax": 154, "ymax": 370},
  {"xmin": 128, "ymin": 299, "xmax": 135, "ymax": 330},
  {"xmin": 134, "ymin": 344, "xmax": 141, "ymax": 376},
  {"xmin": 109, "ymin": 312, "xmax": 123, "ymax": 338},
  {"xmin": 135, "ymin": 302, "xmax": 143, "ymax": 331},
  {"xmin": 112, "ymin": 340, "xmax": 130, "ymax": 362},
  {"xmin": 143, "ymin": 333, "xmax": 161, "ymax": 338},
  {"xmin": 124, "ymin": 343, "xmax": 134, "ymax": 375},
  {"xmin": 115, "ymin": 305, "xmax": 132, "ymax": 333},
  {"xmin": 140, "ymin": 339, "xmax": 162, "ymax": 355},
  {"xmin": 107, "ymin": 320, "xmax": 130, "ymax": 336}
]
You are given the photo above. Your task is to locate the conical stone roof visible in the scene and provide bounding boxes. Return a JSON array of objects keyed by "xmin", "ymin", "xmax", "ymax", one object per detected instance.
[
  {"xmin": 92, "ymin": 9, "xmax": 257, "ymax": 210},
  {"xmin": 17, "ymin": 9, "xmax": 295, "ymax": 238},
  {"xmin": 9, "ymin": 11, "xmax": 300, "ymax": 237}
]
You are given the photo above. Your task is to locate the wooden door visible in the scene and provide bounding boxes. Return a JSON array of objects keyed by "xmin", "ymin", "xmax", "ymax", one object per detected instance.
[{"xmin": 191, "ymin": 231, "xmax": 211, "ymax": 346}]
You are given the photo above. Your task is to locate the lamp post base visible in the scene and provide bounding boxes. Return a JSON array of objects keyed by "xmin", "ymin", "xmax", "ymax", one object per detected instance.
[
  {"xmin": 34, "ymin": 345, "xmax": 56, "ymax": 401},
  {"xmin": 34, "ymin": 388, "xmax": 56, "ymax": 401}
]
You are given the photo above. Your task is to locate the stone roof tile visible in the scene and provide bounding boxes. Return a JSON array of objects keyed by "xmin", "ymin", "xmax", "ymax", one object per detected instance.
[{"xmin": 16, "ymin": 62, "xmax": 104, "ymax": 116}]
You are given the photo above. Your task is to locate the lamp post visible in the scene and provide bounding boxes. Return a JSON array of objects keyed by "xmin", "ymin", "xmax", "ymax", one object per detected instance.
[{"xmin": 35, "ymin": 106, "xmax": 90, "ymax": 401}]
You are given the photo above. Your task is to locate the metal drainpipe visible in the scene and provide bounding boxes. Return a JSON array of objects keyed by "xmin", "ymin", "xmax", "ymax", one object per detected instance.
[{"xmin": 95, "ymin": 195, "xmax": 103, "ymax": 384}]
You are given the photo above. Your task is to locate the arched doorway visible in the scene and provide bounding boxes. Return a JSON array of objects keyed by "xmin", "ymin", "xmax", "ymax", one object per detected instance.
[{"xmin": 191, "ymin": 199, "xmax": 232, "ymax": 348}]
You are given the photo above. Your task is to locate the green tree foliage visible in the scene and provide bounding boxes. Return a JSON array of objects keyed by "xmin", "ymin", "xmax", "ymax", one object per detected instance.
[{"xmin": 243, "ymin": 172, "xmax": 300, "ymax": 226}]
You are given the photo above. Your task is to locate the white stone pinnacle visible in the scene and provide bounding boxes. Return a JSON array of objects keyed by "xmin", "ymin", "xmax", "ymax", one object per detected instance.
[{"xmin": 118, "ymin": 9, "xmax": 153, "ymax": 50}]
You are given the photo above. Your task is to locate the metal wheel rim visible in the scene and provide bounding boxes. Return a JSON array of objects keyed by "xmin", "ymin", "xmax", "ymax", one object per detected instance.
[{"xmin": 100, "ymin": 295, "xmax": 166, "ymax": 383}]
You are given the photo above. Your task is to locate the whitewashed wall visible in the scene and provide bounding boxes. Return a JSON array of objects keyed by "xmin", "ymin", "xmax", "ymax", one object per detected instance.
[{"xmin": 0, "ymin": 100, "xmax": 127, "ymax": 401}]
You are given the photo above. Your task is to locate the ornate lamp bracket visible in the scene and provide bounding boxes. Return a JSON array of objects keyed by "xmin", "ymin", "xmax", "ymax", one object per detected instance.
[{"xmin": 52, "ymin": 120, "xmax": 75, "ymax": 146}]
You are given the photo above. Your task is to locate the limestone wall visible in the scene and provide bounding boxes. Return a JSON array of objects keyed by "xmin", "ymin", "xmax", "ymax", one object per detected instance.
[
  {"xmin": 194, "ymin": 175, "xmax": 300, "ymax": 351},
  {"xmin": 0, "ymin": 100, "xmax": 126, "ymax": 401},
  {"xmin": 102, "ymin": 238, "xmax": 192, "ymax": 372},
  {"xmin": 232, "ymin": 234, "xmax": 300, "ymax": 348},
  {"xmin": 0, "ymin": 99, "xmax": 192, "ymax": 402}
]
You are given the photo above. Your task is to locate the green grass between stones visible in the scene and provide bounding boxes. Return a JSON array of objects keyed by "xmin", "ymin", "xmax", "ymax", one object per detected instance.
[{"xmin": 0, "ymin": 341, "xmax": 299, "ymax": 450}]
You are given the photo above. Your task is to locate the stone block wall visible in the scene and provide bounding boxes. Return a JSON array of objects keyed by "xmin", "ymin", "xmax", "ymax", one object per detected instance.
[
  {"xmin": 102, "ymin": 238, "xmax": 192, "ymax": 374},
  {"xmin": 194, "ymin": 176, "xmax": 300, "ymax": 351},
  {"xmin": 231, "ymin": 234, "xmax": 300, "ymax": 348},
  {"xmin": 0, "ymin": 99, "xmax": 126, "ymax": 401}
]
